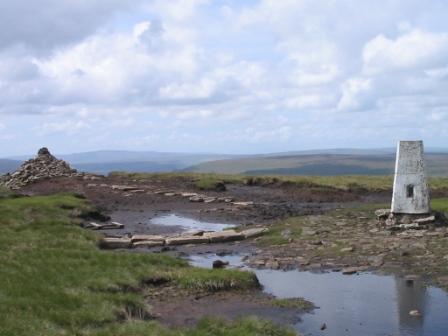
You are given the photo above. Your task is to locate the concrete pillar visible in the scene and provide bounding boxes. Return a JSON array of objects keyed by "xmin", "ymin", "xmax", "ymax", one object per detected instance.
[{"xmin": 391, "ymin": 141, "xmax": 430, "ymax": 214}]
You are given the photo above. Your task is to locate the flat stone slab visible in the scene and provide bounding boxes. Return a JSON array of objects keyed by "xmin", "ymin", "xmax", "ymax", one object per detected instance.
[
  {"xmin": 240, "ymin": 227, "xmax": 268, "ymax": 239},
  {"xmin": 100, "ymin": 237, "xmax": 132, "ymax": 249},
  {"xmin": 203, "ymin": 230, "xmax": 245, "ymax": 243},
  {"xmin": 133, "ymin": 240, "xmax": 165, "ymax": 248},
  {"xmin": 342, "ymin": 267, "xmax": 359, "ymax": 275},
  {"xmin": 181, "ymin": 192, "xmax": 198, "ymax": 197},
  {"xmin": 166, "ymin": 236, "xmax": 210, "ymax": 245},
  {"xmin": 232, "ymin": 201, "xmax": 254, "ymax": 207},
  {"xmin": 111, "ymin": 185, "xmax": 140, "ymax": 191},
  {"xmin": 181, "ymin": 230, "xmax": 205, "ymax": 237},
  {"xmin": 86, "ymin": 222, "xmax": 124, "ymax": 230},
  {"xmin": 189, "ymin": 196, "xmax": 204, "ymax": 202},
  {"xmin": 414, "ymin": 215, "xmax": 435, "ymax": 224},
  {"xmin": 131, "ymin": 234, "xmax": 165, "ymax": 243}
]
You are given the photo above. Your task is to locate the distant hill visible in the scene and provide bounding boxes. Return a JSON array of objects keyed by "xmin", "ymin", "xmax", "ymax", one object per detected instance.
[
  {"xmin": 185, "ymin": 153, "xmax": 448, "ymax": 176},
  {"xmin": 72, "ymin": 161, "xmax": 182, "ymax": 175},
  {"xmin": 7, "ymin": 150, "xmax": 240, "ymax": 166},
  {"xmin": 4, "ymin": 148, "xmax": 448, "ymax": 176},
  {"xmin": 0, "ymin": 159, "xmax": 22, "ymax": 174},
  {"xmin": 2, "ymin": 150, "xmax": 243, "ymax": 175}
]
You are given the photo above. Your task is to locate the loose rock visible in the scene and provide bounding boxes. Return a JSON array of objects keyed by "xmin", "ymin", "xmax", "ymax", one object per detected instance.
[{"xmin": 212, "ymin": 260, "xmax": 229, "ymax": 269}]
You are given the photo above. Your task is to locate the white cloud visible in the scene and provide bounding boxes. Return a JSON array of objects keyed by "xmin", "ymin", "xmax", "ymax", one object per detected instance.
[
  {"xmin": 363, "ymin": 30, "xmax": 448, "ymax": 75},
  {"xmin": 37, "ymin": 120, "xmax": 90, "ymax": 136},
  {"xmin": 338, "ymin": 78, "xmax": 372, "ymax": 111},
  {"xmin": 2, "ymin": 0, "xmax": 448, "ymax": 154},
  {"xmin": 148, "ymin": 0, "xmax": 209, "ymax": 22},
  {"xmin": 0, "ymin": 0, "xmax": 145, "ymax": 50}
]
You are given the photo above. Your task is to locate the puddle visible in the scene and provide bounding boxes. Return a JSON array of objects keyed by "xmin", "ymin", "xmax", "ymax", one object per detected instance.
[
  {"xmin": 189, "ymin": 254, "xmax": 448, "ymax": 336},
  {"xmin": 150, "ymin": 214, "xmax": 233, "ymax": 232}
]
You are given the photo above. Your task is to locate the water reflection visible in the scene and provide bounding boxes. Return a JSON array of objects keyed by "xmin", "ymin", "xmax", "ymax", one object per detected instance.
[
  {"xmin": 396, "ymin": 277, "xmax": 426, "ymax": 334},
  {"xmin": 150, "ymin": 214, "xmax": 232, "ymax": 231},
  {"xmin": 189, "ymin": 254, "xmax": 448, "ymax": 336}
]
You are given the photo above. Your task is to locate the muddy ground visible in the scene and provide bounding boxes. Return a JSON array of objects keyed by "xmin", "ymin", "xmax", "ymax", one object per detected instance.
[{"xmin": 19, "ymin": 174, "xmax": 448, "ymax": 326}]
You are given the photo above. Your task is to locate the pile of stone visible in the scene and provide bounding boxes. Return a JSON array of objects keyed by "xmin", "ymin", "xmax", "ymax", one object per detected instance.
[
  {"xmin": 375, "ymin": 209, "xmax": 445, "ymax": 230},
  {"xmin": 0, "ymin": 147, "xmax": 80, "ymax": 189},
  {"xmin": 100, "ymin": 227, "xmax": 268, "ymax": 249}
]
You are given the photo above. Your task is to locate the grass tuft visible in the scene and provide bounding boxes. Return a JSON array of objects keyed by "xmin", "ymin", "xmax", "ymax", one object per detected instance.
[{"xmin": 0, "ymin": 194, "xmax": 266, "ymax": 336}]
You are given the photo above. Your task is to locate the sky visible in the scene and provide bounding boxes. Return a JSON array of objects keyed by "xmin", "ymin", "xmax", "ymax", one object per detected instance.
[{"xmin": 1, "ymin": 0, "xmax": 448, "ymax": 156}]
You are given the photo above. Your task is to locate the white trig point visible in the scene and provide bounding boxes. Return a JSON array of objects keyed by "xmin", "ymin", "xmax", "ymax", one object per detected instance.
[{"xmin": 391, "ymin": 141, "xmax": 430, "ymax": 214}]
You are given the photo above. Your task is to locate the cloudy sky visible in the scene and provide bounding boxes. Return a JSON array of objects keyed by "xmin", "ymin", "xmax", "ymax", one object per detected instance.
[{"xmin": 1, "ymin": 0, "xmax": 448, "ymax": 156}]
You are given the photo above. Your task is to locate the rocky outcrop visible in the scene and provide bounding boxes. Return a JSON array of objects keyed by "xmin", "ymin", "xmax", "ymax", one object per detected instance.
[{"xmin": 0, "ymin": 147, "xmax": 81, "ymax": 189}]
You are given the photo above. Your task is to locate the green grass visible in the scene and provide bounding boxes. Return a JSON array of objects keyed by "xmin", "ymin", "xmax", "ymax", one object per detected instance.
[
  {"xmin": 0, "ymin": 193, "xmax": 293, "ymax": 336},
  {"xmin": 195, "ymin": 176, "xmax": 226, "ymax": 191},
  {"xmin": 431, "ymin": 198, "xmax": 448, "ymax": 213},
  {"xmin": 257, "ymin": 217, "xmax": 304, "ymax": 246},
  {"xmin": 90, "ymin": 317, "xmax": 296, "ymax": 336}
]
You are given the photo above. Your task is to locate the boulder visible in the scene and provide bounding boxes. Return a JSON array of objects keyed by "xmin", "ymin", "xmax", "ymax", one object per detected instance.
[
  {"xmin": 212, "ymin": 260, "xmax": 229, "ymax": 269},
  {"xmin": 375, "ymin": 209, "xmax": 390, "ymax": 218}
]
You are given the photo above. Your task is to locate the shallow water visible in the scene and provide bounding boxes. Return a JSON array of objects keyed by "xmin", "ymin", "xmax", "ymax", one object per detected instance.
[
  {"xmin": 150, "ymin": 214, "xmax": 233, "ymax": 232},
  {"xmin": 190, "ymin": 253, "xmax": 448, "ymax": 336}
]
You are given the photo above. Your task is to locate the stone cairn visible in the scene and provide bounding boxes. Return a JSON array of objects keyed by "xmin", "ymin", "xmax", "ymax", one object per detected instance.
[{"xmin": 0, "ymin": 147, "xmax": 80, "ymax": 189}]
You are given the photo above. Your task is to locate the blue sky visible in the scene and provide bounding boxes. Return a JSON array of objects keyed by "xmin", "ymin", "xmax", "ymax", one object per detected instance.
[{"xmin": 1, "ymin": 0, "xmax": 448, "ymax": 156}]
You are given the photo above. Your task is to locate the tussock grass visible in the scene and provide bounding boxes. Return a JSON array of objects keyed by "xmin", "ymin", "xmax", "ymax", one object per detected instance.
[
  {"xmin": 89, "ymin": 317, "xmax": 296, "ymax": 336},
  {"xmin": 195, "ymin": 176, "xmax": 226, "ymax": 191},
  {"xmin": 0, "ymin": 194, "xmax": 273, "ymax": 336}
]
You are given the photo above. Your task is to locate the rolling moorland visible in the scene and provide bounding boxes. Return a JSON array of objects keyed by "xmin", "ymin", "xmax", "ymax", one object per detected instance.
[
  {"xmin": 3, "ymin": 149, "xmax": 448, "ymax": 335},
  {"xmin": 4, "ymin": 148, "xmax": 448, "ymax": 176}
]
